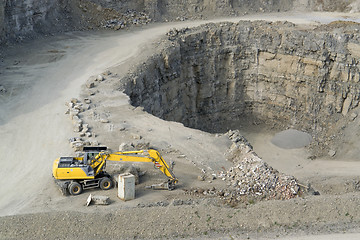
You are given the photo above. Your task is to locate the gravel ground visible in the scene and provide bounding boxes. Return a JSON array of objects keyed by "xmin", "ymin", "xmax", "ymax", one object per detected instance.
[{"xmin": 1, "ymin": 12, "xmax": 360, "ymax": 240}]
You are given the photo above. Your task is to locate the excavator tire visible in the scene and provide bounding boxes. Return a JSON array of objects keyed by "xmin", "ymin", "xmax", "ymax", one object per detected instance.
[
  {"xmin": 68, "ymin": 182, "xmax": 83, "ymax": 195},
  {"xmin": 99, "ymin": 177, "xmax": 113, "ymax": 190}
]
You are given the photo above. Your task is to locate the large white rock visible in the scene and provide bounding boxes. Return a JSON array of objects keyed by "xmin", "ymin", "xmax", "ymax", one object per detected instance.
[{"xmin": 118, "ymin": 174, "xmax": 135, "ymax": 201}]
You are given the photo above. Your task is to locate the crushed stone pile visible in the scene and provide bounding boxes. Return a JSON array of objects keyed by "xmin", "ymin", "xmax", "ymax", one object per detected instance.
[
  {"xmin": 102, "ymin": 10, "xmax": 152, "ymax": 30},
  {"xmin": 219, "ymin": 130, "xmax": 302, "ymax": 202}
]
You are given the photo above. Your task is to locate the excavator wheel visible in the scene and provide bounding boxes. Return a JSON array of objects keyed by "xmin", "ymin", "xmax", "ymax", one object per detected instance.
[
  {"xmin": 99, "ymin": 177, "xmax": 113, "ymax": 190},
  {"xmin": 68, "ymin": 182, "xmax": 83, "ymax": 195}
]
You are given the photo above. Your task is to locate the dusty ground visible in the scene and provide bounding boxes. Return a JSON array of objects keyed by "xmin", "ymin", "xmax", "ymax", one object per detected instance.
[{"xmin": 1, "ymin": 12, "xmax": 360, "ymax": 239}]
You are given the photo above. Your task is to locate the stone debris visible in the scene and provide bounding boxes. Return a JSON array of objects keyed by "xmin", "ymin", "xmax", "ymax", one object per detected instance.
[
  {"xmin": 220, "ymin": 130, "xmax": 302, "ymax": 202},
  {"xmin": 86, "ymin": 81, "xmax": 95, "ymax": 88},
  {"xmin": 186, "ymin": 130, "xmax": 304, "ymax": 205},
  {"xmin": 350, "ymin": 112, "xmax": 358, "ymax": 121},
  {"xmin": 131, "ymin": 134, "xmax": 142, "ymax": 140},
  {"xmin": 100, "ymin": 118, "xmax": 109, "ymax": 123},
  {"xmin": 119, "ymin": 140, "xmax": 150, "ymax": 152},
  {"xmin": 70, "ymin": 139, "xmax": 85, "ymax": 151},
  {"xmin": 66, "ymin": 98, "xmax": 96, "ymax": 150},
  {"xmin": 103, "ymin": 70, "xmax": 112, "ymax": 76},
  {"xmin": 86, "ymin": 194, "xmax": 110, "ymax": 206},
  {"xmin": 102, "ymin": 10, "xmax": 151, "ymax": 30},
  {"xmin": 328, "ymin": 150, "xmax": 336, "ymax": 157},
  {"xmin": 119, "ymin": 143, "xmax": 135, "ymax": 152},
  {"xmin": 166, "ymin": 27, "xmax": 189, "ymax": 41},
  {"xmin": 137, "ymin": 201, "xmax": 170, "ymax": 208},
  {"xmin": 197, "ymin": 175, "xmax": 205, "ymax": 181},
  {"xmin": 96, "ymin": 75, "xmax": 104, "ymax": 81},
  {"xmin": 0, "ymin": 85, "xmax": 6, "ymax": 93}
]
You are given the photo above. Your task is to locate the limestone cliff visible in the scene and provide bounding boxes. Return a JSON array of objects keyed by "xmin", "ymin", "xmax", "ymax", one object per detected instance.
[
  {"xmin": 2, "ymin": 0, "xmax": 360, "ymax": 44},
  {"xmin": 123, "ymin": 21, "xmax": 360, "ymax": 156}
]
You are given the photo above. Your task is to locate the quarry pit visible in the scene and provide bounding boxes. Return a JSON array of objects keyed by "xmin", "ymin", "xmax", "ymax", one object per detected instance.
[
  {"xmin": 1, "ymin": 1, "xmax": 360, "ymax": 240},
  {"xmin": 122, "ymin": 20, "xmax": 360, "ymax": 159}
]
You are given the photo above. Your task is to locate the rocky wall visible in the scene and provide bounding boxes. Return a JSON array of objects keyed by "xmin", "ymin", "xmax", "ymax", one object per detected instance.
[
  {"xmin": 0, "ymin": 0, "xmax": 74, "ymax": 42},
  {"xmin": 2, "ymin": 0, "xmax": 360, "ymax": 44},
  {"xmin": 123, "ymin": 21, "xmax": 360, "ymax": 153}
]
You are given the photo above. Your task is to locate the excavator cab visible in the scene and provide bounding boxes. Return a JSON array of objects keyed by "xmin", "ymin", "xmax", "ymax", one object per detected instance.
[{"xmin": 82, "ymin": 146, "xmax": 108, "ymax": 164}]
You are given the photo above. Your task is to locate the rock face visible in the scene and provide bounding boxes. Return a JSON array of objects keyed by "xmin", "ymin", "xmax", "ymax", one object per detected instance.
[
  {"xmin": 123, "ymin": 21, "xmax": 360, "ymax": 155},
  {"xmin": 0, "ymin": 0, "xmax": 72, "ymax": 42},
  {"xmin": 2, "ymin": 0, "xmax": 360, "ymax": 43}
]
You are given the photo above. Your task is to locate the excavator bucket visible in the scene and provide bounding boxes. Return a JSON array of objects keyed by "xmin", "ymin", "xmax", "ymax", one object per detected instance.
[{"xmin": 145, "ymin": 179, "xmax": 177, "ymax": 190}]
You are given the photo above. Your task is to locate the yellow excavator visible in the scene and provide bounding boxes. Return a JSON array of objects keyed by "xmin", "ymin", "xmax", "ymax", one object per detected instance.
[{"xmin": 52, "ymin": 146, "xmax": 178, "ymax": 195}]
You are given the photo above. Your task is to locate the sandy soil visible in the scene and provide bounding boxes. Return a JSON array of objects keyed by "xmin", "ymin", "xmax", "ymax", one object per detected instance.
[{"xmin": 1, "ymin": 11, "xmax": 360, "ymax": 239}]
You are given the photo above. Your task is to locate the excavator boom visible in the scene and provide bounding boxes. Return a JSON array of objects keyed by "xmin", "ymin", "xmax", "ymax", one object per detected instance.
[
  {"xmin": 52, "ymin": 148, "xmax": 178, "ymax": 194},
  {"xmin": 92, "ymin": 149, "xmax": 178, "ymax": 189}
]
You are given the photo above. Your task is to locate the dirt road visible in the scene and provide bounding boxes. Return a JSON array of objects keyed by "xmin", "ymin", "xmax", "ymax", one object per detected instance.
[{"xmin": 1, "ymin": 11, "xmax": 360, "ymax": 239}]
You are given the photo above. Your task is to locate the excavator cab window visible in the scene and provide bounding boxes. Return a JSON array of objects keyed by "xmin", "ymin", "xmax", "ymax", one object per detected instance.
[{"xmin": 83, "ymin": 152, "xmax": 97, "ymax": 164}]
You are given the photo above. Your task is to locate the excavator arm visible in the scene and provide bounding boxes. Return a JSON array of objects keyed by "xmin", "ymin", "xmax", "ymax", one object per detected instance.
[{"xmin": 91, "ymin": 149, "xmax": 178, "ymax": 190}]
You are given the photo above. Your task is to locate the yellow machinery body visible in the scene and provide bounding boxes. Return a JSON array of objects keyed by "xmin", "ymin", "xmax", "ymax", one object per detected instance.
[
  {"xmin": 53, "ymin": 157, "xmax": 95, "ymax": 180},
  {"xmin": 52, "ymin": 148, "xmax": 178, "ymax": 195}
]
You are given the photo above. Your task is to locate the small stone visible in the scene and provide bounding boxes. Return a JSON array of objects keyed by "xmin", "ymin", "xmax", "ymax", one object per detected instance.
[
  {"xmin": 70, "ymin": 98, "xmax": 78, "ymax": 104},
  {"xmin": 197, "ymin": 175, "xmax": 205, "ymax": 181},
  {"xmin": 100, "ymin": 118, "xmax": 109, "ymax": 123},
  {"xmin": 74, "ymin": 124, "xmax": 82, "ymax": 132},
  {"xmin": 87, "ymin": 194, "xmax": 110, "ymax": 206},
  {"xmin": 70, "ymin": 109, "xmax": 80, "ymax": 118},
  {"xmin": 84, "ymin": 98, "xmax": 91, "ymax": 104},
  {"xmin": 350, "ymin": 112, "xmax": 358, "ymax": 121},
  {"xmin": 103, "ymin": 71, "xmax": 111, "ymax": 76},
  {"xmin": 131, "ymin": 134, "xmax": 142, "ymax": 140},
  {"xmin": 66, "ymin": 102, "xmax": 74, "ymax": 108},
  {"xmin": 96, "ymin": 75, "xmax": 104, "ymax": 81},
  {"xmin": 133, "ymin": 140, "xmax": 150, "ymax": 149},
  {"xmin": 119, "ymin": 143, "xmax": 135, "ymax": 152},
  {"xmin": 72, "ymin": 115, "xmax": 80, "ymax": 122},
  {"xmin": 71, "ymin": 141, "xmax": 84, "ymax": 151},
  {"xmin": 0, "ymin": 85, "xmax": 6, "ymax": 93},
  {"xmin": 86, "ymin": 132, "xmax": 92, "ymax": 137},
  {"xmin": 82, "ymin": 126, "xmax": 89, "ymax": 133},
  {"xmin": 328, "ymin": 150, "xmax": 336, "ymax": 157},
  {"xmin": 86, "ymin": 81, "xmax": 95, "ymax": 88}
]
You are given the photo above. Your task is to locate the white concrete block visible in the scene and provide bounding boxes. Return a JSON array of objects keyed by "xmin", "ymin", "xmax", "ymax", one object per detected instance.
[{"xmin": 118, "ymin": 173, "xmax": 135, "ymax": 201}]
